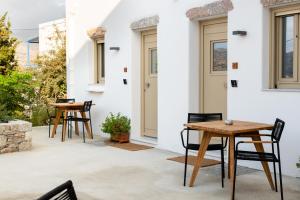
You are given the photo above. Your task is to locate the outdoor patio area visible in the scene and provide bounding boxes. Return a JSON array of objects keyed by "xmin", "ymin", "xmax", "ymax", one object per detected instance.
[{"xmin": 0, "ymin": 126, "xmax": 299, "ymax": 200}]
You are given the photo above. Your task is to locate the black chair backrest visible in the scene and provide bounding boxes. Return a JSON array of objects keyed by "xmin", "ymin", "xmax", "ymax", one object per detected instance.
[
  {"xmin": 82, "ymin": 101, "xmax": 92, "ymax": 112},
  {"xmin": 37, "ymin": 180, "xmax": 77, "ymax": 200},
  {"xmin": 56, "ymin": 98, "xmax": 75, "ymax": 103},
  {"xmin": 272, "ymin": 118, "xmax": 285, "ymax": 141},
  {"xmin": 188, "ymin": 113, "xmax": 222, "ymax": 123}
]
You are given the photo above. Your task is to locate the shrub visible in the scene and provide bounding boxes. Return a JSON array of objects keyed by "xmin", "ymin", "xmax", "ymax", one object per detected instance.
[
  {"xmin": 0, "ymin": 71, "xmax": 36, "ymax": 120},
  {"xmin": 101, "ymin": 113, "xmax": 131, "ymax": 136},
  {"xmin": 31, "ymin": 105, "xmax": 50, "ymax": 127}
]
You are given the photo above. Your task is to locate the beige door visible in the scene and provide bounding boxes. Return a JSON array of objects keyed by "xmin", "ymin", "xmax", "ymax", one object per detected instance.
[
  {"xmin": 142, "ymin": 30, "xmax": 158, "ymax": 138},
  {"xmin": 201, "ymin": 19, "xmax": 228, "ymax": 119}
]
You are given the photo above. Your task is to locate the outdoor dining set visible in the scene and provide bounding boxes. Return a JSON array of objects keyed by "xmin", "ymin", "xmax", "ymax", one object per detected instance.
[
  {"xmin": 180, "ymin": 113, "xmax": 285, "ymax": 200},
  {"xmin": 47, "ymin": 98, "xmax": 94, "ymax": 143},
  {"xmin": 45, "ymin": 99, "xmax": 285, "ymax": 200}
]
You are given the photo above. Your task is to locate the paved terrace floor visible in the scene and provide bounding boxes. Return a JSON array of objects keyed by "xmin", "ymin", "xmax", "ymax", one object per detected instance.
[{"xmin": 0, "ymin": 127, "xmax": 299, "ymax": 200}]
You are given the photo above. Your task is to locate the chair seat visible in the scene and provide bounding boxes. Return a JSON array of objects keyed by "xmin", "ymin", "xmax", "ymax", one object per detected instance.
[
  {"xmin": 187, "ymin": 143, "xmax": 223, "ymax": 151},
  {"xmin": 236, "ymin": 150, "xmax": 278, "ymax": 162}
]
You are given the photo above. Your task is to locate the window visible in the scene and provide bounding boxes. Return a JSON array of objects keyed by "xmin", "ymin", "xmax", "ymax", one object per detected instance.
[
  {"xmin": 95, "ymin": 40, "xmax": 105, "ymax": 84},
  {"xmin": 271, "ymin": 6, "xmax": 300, "ymax": 89},
  {"xmin": 150, "ymin": 48, "xmax": 158, "ymax": 75},
  {"xmin": 211, "ymin": 41, "xmax": 227, "ymax": 73}
]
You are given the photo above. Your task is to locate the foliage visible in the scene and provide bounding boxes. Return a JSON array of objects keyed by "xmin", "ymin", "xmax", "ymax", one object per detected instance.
[
  {"xmin": 35, "ymin": 26, "xmax": 66, "ymax": 105},
  {"xmin": 27, "ymin": 25, "xmax": 67, "ymax": 126},
  {"xmin": 297, "ymin": 157, "xmax": 300, "ymax": 169},
  {"xmin": 0, "ymin": 13, "xmax": 18, "ymax": 75},
  {"xmin": 0, "ymin": 71, "xmax": 36, "ymax": 120},
  {"xmin": 101, "ymin": 113, "xmax": 131, "ymax": 135},
  {"xmin": 30, "ymin": 105, "xmax": 50, "ymax": 127},
  {"xmin": 0, "ymin": 104, "xmax": 12, "ymax": 122},
  {"xmin": 0, "ymin": 13, "xmax": 66, "ymax": 126}
]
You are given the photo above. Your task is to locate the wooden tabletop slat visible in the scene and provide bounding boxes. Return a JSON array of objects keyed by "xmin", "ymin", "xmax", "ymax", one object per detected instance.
[
  {"xmin": 50, "ymin": 102, "xmax": 84, "ymax": 107},
  {"xmin": 185, "ymin": 120, "xmax": 273, "ymax": 135}
]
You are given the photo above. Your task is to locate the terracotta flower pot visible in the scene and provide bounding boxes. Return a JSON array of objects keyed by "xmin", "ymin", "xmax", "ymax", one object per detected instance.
[{"xmin": 111, "ymin": 133, "xmax": 129, "ymax": 143}]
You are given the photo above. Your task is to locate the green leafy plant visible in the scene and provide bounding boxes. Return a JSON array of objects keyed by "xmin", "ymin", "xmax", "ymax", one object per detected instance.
[
  {"xmin": 0, "ymin": 13, "xmax": 19, "ymax": 75},
  {"xmin": 30, "ymin": 105, "xmax": 50, "ymax": 127},
  {"xmin": 0, "ymin": 104, "xmax": 12, "ymax": 122},
  {"xmin": 101, "ymin": 113, "xmax": 131, "ymax": 136},
  {"xmin": 0, "ymin": 71, "xmax": 36, "ymax": 120},
  {"xmin": 297, "ymin": 157, "xmax": 300, "ymax": 169}
]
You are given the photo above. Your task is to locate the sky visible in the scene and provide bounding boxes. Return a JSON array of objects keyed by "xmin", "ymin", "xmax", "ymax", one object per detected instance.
[{"xmin": 0, "ymin": 0, "xmax": 65, "ymax": 41}]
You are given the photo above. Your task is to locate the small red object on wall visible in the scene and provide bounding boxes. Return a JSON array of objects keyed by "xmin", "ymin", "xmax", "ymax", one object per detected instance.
[{"xmin": 232, "ymin": 62, "xmax": 238, "ymax": 69}]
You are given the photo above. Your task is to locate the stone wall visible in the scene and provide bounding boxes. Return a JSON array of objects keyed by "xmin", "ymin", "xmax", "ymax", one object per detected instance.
[
  {"xmin": 0, "ymin": 121, "xmax": 32, "ymax": 154},
  {"xmin": 186, "ymin": 0, "xmax": 233, "ymax": 20},
  {"xmin": 130, "ymin": 15, "xmax": 159, "ymax": 30}
]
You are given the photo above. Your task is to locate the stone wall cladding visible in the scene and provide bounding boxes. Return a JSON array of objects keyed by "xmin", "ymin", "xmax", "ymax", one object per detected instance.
[
  {"xmin": 0, "ymin": 121, "xmax": 32, "ymax": 154},
  {"xmin": 87, "ymin": 27, "xmax": 106, "ymax": 40},
  {"xmin": 261, "ymin": 0, "xmax": 300, "ymax": 7},
  {"xmin": 186, "ymin": 0, "xmax": 233, "ymax": 20},
  {"xmin": 130, "ymin": 15, "xmax": 159, "ymax": 30}
]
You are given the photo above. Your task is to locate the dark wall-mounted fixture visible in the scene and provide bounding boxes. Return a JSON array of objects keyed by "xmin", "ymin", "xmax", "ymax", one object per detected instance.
[
  {"xmin": 232, "ymin": 30, "xmax": 247, "ymax": 36},
  {"xmin": 109, "ymin": 47, "xmax": 120, "ymax": 51},
  {"xmin": 231, "ymin": 80, "xmax": 238, "ymax": 88}
]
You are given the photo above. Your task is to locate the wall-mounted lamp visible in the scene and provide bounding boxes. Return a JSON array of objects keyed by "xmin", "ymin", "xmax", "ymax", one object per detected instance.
[
  {"xmin": 232, "ymin": 30, "xmax": 247, "ymax": 36},
  {"xmin": 109, "ymin": 47, "xmax": 120, "ymax": 51}
]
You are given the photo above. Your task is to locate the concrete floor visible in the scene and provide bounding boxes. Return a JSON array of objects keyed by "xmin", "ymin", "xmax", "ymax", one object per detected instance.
[{"xmin": 0, "ymin": 127, "xmax": 299, "ymax": 200}]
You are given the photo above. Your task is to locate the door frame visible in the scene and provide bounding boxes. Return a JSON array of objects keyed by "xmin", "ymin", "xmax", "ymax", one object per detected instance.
[
  {"xmin": 141, "ymin": 29, "xmax": 157, "ymax": 137},
  {"xmin": 199, "ymin": 17, "xmax": 228, "ymax": 113}
]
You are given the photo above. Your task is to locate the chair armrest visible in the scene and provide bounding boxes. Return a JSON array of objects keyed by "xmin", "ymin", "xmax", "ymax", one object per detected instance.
[
  {"xmin": 236, "ymin": 140, "xmax": 276, "ymax": 151},
  {"xmin": 180, "ymin": 128, "xmax": 188, "ymax": 148},
  {"xmin": 242, "ymin": 141, "xmax": 274, "ymax": 144},
  {"xmin": 237, "ymin": 133, "xmax": 272, "ymax": 138}
]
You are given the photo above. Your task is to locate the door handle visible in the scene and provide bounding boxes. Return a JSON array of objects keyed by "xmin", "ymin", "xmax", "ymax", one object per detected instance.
[{"xmin": 146, "ymin": 82, "xmax": 150, "ymax": 88}]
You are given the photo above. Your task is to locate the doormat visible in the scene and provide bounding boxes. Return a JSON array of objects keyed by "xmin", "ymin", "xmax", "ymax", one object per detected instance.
[
  {"xmin": 105, "ymin": 141, "xmax": 154, "ymax": 151},
  {"xmin": 167, "ymin": 156, "xmax": 221, "ymax": 167}
]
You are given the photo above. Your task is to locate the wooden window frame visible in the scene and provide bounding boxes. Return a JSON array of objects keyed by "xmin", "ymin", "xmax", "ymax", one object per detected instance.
[
  {"xmin": 94, "ymin": 38, "xmax": 105, "ymax": 84},
  {"xmin": 270, "ymin": 5, "xmax": 300, "ymax": 89}
]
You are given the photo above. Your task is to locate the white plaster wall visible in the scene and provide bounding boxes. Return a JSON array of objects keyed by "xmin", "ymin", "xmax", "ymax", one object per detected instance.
[
  {"xmin": 39, "ymin": 18, "xmax": 66, "ymax": 54},
  {"xmin": 228, "ymin": 0, "xmax": 300, "ymax": 177},
  {"xmin": 66, "ymin": 0, "xmax": 299, "ymax": 177}
]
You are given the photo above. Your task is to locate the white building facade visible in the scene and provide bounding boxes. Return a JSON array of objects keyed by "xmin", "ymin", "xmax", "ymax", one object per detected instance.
[
  {"xmin": 39, "ymin": 18, "xmax": 66, "ymax": 54},
  {"xmin": 66, "ymin": 0, "xmax": 300, "ymax": 177}
]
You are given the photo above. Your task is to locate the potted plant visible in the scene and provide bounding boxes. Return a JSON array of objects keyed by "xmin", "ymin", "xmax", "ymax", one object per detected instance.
[{"xmin": 101, "ymin": 113, "xmax": 131, "ymax": 143}]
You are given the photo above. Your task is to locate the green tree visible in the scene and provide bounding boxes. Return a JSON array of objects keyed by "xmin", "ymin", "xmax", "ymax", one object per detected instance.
[
  {"xmin": 35, "ymin": 27, "xmax": 66, "ymax": 105},
  {"xmin": 0, "ymin": 71, "xmax": 36, "ymax": 121},
  {"xmin": 0, "ymin": 13, "xmax": 18, "ymax": 75}
]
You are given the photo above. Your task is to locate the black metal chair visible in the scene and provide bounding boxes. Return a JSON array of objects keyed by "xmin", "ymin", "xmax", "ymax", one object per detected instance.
[
  {"xmin": 37, "ymin": 180, "xmax": 77, "ymax": 200},
  {"xmin": 180, "ymin": 113, "xmax": 228, "ymax": 187},
  {"xmin": 233, "ymin": 118, "xmax": 285, "ymax": 200},
  {"xmin": 66, "ymin": 101, "xmax": 93, "ymax": 143},
  {"xmin": 47, "ymin": 98, "xmax": 75, "ymax": 137}
]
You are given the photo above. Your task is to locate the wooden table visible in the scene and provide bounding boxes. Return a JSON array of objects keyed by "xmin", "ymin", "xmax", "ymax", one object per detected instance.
[
  {"xmin": 50, "ymin": 102, "xmax": 93, "ymax": 142},
  {"xmin": 185, "ymin": 120, "xmax": 274, "ymax": 199}
]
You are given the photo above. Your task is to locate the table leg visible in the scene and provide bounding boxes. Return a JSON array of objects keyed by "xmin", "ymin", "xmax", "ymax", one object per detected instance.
[
  {"xmin": 229, "ymin": 136, "xmax": 236, "ymax": 200},
  {"xmin": 252, "ymin": 134, "xmax": 275, "ymax": 190},
  {"xmin": 80, "ymin": 112, "xmax": 93, "ymax": 139},
  {"xmin": 189, "ymin": 132, "xmax": 212, "ymax": 187},
  {"xmin": 62, "ymin": 111, "xmax": 68, "ymax": 142},
  {"xmin": 228, "ymin": 136, "xmax": 235, "ymax": 179},
  {"xmin": 51, "ymin": 110, "xmax": 62, "ymax": 138},
  {"xmin": 74, "ymin": 112, "xmax": 79, "ymax": 136}
]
